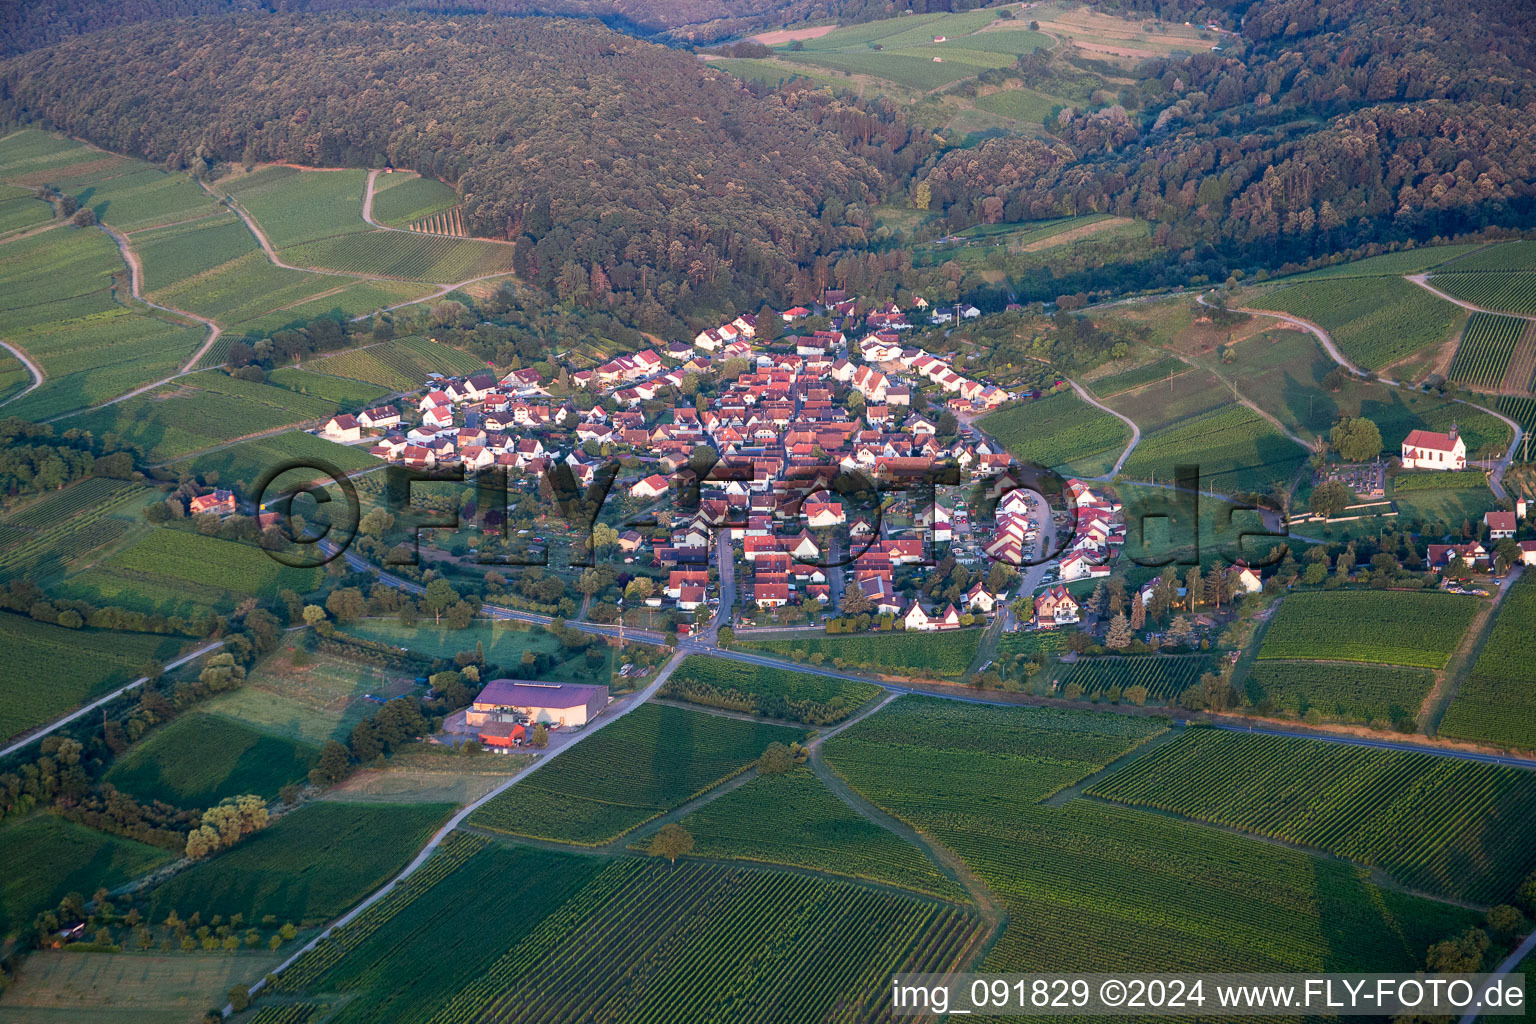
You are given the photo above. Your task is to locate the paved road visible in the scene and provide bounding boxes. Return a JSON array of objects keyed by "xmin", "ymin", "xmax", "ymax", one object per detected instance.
[
  {"xmin": 235, "ymin": 647, "xmax": 686, "ymax": 1010},
  {"xmin": 0, "ymin": 640, "xmax": 224, "ymax": 760},
  {"xmin": 1460, "ymin": 927, "xmax": 1536, "ymax": 1024},
  {"xmin": 1210, "ymin": 720, "xmax": 1536, "ymax": 771}
]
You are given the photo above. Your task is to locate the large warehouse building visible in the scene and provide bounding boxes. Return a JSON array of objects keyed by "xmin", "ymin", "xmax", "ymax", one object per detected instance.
[{"xmin": 466, "ymin": 679, "xmax": 610, "ymax": 730}]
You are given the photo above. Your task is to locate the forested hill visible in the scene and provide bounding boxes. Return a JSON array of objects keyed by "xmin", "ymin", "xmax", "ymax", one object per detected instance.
[
  {"xmin": 923, "ymin": 0, "xmax": 1536, "ymax": 266},
  {"xmin": 0, "ymin": 13, "xmax": 930, "ymax": 326}
]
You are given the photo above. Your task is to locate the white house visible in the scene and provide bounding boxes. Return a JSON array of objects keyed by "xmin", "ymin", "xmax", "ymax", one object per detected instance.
[
  {"xmin": 630, "ymin": 474, "xmax": 670, "ymax": 500},
  {"xmin": 322, "ymin": 414, "xmax": 360, "ymax": 441},
  {"xmin": 1401, "ymin": 426, "xmax": 1466, "ymax": 470}
]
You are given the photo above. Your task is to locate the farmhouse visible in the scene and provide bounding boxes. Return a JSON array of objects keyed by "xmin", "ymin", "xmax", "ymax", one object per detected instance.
[
  {"xmin": 189, "ymin": 489, "xmax": 236, "ymax": 517},
  {"xmin": 1400, "ymin": 426, "xmax": 1466, "ymax": 470},
  {"xmin": 466, "ymin": 680, "xmax": 609, "ymax": 729},
  {"xmin": 323, "ymin": 414, "xmax": 361, "ymax": 441},
  {"xmin": 1486, "ymin": 510, "xmax": 1516, "ymax": 539}
]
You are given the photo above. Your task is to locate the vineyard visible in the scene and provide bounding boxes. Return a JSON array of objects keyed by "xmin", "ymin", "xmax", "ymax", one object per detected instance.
[
  {"xmin": 271, "ymin": 841, "xmax": 979, "ymax": 1024},
  {"xmin": 248, "ymin": 1006, "xmax": 319, "ymax": 1024},
  {"xmin": 1448, "ymin": 313, "xmax": 1522, "ymax": 388},
  {"xmin": 0, "ymin": 478, "xmax": 146, "ymax": 586},
  {"xmin": 1086, "ymin": 356, "xmax": 1186, "ymax": 397},
  {"xmin": 1497, "ymin": 396, "xmax": 1536, "ymax": 452},
  {"xmin": 105, "ymin": 712, "xmax": 318, "ymax": 807},
  {"xmin": 227, "ymin": 168, "xmax": 370, "ymax": 248},
  {"xmin": 1121, "ymin": 405, "xmax": 1307, "ymax": 495},
  {"xmin": 97, "ymin": 529, "xmax": 325, "ymax": 607},
  {"xmin": 652, "ymin": 766, "xmax": 966, "ymax": 900},
  {"xmin": 0, "ymin": 815, "xmax": 172, "ymax": 937},
  {"xmin": 1058, "ymin": 655, "xmax": 1217, "ymax": 702},
  {"xmin": 1281, "ymin": 244, "xmax": 1485, "ymax": 281},
  {"xmin": 1256, "ymin": 276, "xmax": 1461, "ymax": 370},
  {"xmin": 1257, "ymin": 590, "xmax": 1477, "ymax": 668},
  {"xmin": 142, "ymin": 802, "xmax": 454, "ymax": 926},
  {"xmin": 409, "ymin": 207, "xmax": 467, "ymax": 236},
  {"xmin": 824, "ymin": 697, "xmax": 1470, "ymax": 974},
  {"xmin": 1431, "ymin": 273, "xmax": 1536, "ymax": 316},
  {"xmin": 304, "ymin": 336, "xmax": 487, "ymax": 391},
  {"xmin": 282, "ymin": 231, "xmax": 516, "ymax": 283},
  {"xmin": 1241, "ymin": 662, "xmax": 1434, "ymax": 723},
  {"xmin": 1392, "ymin": 469, "xmax": 1489, "ymax": 492},
  {"xmin": 1439, "ymin": 578, "xmax": 1536, "ymax": 750},
  {"xmin": 0, "ymin": 614, "xmax": 184, "ymax": 742},
  {"xmin": 662, "ymin": 656, "xmax": 882, "ymax": 725},
  {"xmin": 267, "ymin": 366, "xmax": 392, "ymax": 406},
  {"xmin": 978, "ymin": 390, "xmax": 1131, "ymax": 473},
  {"xmin": 739, "ymin": 628, "xmax": 982, "ymax": 677},
  {"xmin": 468, "ymin": 703, "xmax": 805, "ymax": 845},
  {"xmin": 177, "ymin": 430, "xmax": 378, "ymax": 496},
  {"xmin": 1434, "ymin": 240, "xmax": 1536, "ymax": 273},
  {"xmin": 134, "ymin": 213, "xmax": 259, "ymax": 293},
  {"xmin": 370, "ymin": 173, "xmax": 459, "ymax": 228},
  {"xmin": 1086, "ymin": 729, "xmax": 1536, "ymax": 905}
]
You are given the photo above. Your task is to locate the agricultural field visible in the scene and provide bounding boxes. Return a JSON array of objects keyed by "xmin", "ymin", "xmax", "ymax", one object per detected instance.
[
  {"xmin": 340, "ymin": 618, "xmax": 613, "ymax": 687},
  {"xmin": 1242, "ymin": 662, "xmax": 1435, "ymax": 724},
  {"xmin": 1256, "ymin": 276, "xmax": 1463, "ymax": 370},
  {"xmin": 1086, "ymin": 729, "xmax": 1536, "ymax": 904},
  {"xmin": 654, "ymin": 766, "xmax": 965, "ymax": 900},
  {"xmin": 1439, "ymin": 578, "xmax": 1536, "ymax": 750},
  {"xmin": 974, "ymin": 86, "xmax": 1063, "ymax": 123},
  {"xmin": 1120, "ymin": 404, "xmax": 1308, "ymax": 495},
  {"xmin": 1084, "ymin": 355, "xmax": 1186, "ymax": 397},
  {"xmin": 269, "ymin": 840, "xmax": 979, "ymax": 1024},
  {"xmin": 204, "ymin": 647, "xmax": 418, "ymax": 748},
  {"xmin": 142, "ymin": 801, "xmax": 453, "ymax": 926},
  {"xmin": 978, "ymin": 390, "xmax": 1131, "ymax": 476},
  {"xmin": 1433, "ymin": 240, "xmax": 1536, "ymax": 274},
  {"xmin": 266, "ymin": 366, "xmax": 391, "ymax": 406},
  {"xmin": 1448, "ymin": 313, "xmax": 1523, "ymax": 389},
  {"xmin": 1430, "ymin": 272, "xmax": 1536, "ymax": 316},
  {"xmin": 302, "ymin": 335, "xmax": 488, "ymax": 391},
  {"xmin": 469, "ymin": 703, "xmax": 804, "ymax": 845},
  {"xmin": 826, "ymin": 697, "xmax": 1471, "ymax": 974},
  {"xmin": 0, "ymin": 611, "xmax": 185, "ymax": 743},
  {"xmin": 1058, "ymin": 655, "xmax": 1217, "ymax": 703},
  {"xmin": 739, "ymin": 628, "xmax": 982, "ymax": 677},
  {"xmin": 1103, "ymin": 366, "xmax": 1230, "ymax": 433},
  {"xmin": 0, "ymin": 815, "xmax": 173, "ymax": 937},
  {"xmin": 1257, "ymin": 591, "xmax": 1478, "ymax": 669},
  {"xmin": 662, "ymin": 655, "xmax": 882, "ymax": 725},
  {"xmin": 133, "ymin": 213, "xmax": 261, "ymax": 293},
  {"xmin": 151, "ymin": 250, "xmax": 331, "ymax": 328},
  {"xmin": 105, "ymin": 713, "xmax": 319, "ymax": 808},
  {"xmin": 369, "ymin": 172, "xmax": 459, "ymax": 227},
  {"xmin": 1276, "ymin": 244, "xmax": 1485, "ymax": 282},
  {"xmin": 0, "ymin": 948, "xmax": 283, "ymax": 1023},
  {"xmin": 222, "ymin": 168, "xmax": 371, "ymax": 248},
  {"xmin": 0, "ymin": 192, "xmax": 52, "ymax": 236},
  {"xmin": 282, "ymin": 230, "xmax": 517, "ymax": 282},
  {"xmin": 175, "ymin": 429, "xmax": 379, "ymax": 498},
  {"xmin": 60, "ymin": 529, "xmax": 324, "ymax": 617},
  {"xmin": 58, "ymin": 371, "xmax": 340, "ymax": 462}
]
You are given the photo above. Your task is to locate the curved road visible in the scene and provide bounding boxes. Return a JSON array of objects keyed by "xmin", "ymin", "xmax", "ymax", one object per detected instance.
[
  {"xmin": 1063, "ymin": 376, "xmax": 1142, "ymax": 478},
  {"xmin": 1406, "ymin": 272, "xmax": 1536, "ymax": 322},
  {"xmin": 0, "ymin": 339, "xmax": 44, "ymax": 405},
  {"xmin": 100, "ymin": 223, "xmax": 222, "ymax": 374}
]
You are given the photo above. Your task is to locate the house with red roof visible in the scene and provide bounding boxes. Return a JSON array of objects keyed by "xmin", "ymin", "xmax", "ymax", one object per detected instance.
[{"xmin": 1401, "ymin": 425, "xmax": 1466, "ymax": 470}]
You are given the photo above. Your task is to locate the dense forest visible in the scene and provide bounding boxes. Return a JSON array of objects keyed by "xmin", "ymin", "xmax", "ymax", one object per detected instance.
[{"xmin": 0, "ymin": 14, "xmax": 935, "ymax": 329}]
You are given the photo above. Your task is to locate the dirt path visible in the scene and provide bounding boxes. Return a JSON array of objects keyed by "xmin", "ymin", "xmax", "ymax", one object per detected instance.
[
  {"xmin": 0, "ymin": 339, "xmax": 44, "ymax": 405},
  {"xmin": 99, "ymin": 224, "xmax": 223, "ymax": 373},
  {"xmin": 1167, "ymin": 348, "xmax": 1314, "ymax": 451},
  {"xmin": 1419, "ymin": 566, "xmax": 1521, "ymax": 733},
  {"xmin": 1406, "ymin": 272, "xmax": 1536, "ymax": 321},
  {"xmin": 1064, "ymin": 376, "xmax": 1141, "ymax": 478}
]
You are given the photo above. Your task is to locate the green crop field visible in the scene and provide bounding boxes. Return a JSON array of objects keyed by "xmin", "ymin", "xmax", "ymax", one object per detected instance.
[
  {"xmin": 0, "ymin": 815, "xmax": 173, "ymax": 937},
  {"xmin": 1257, "ymin": 591, "xmax": 1477, "ymax": 668},
  {"xmin": 1278, "ymin": 245, "xmax": 1486, "ymax": 281},
  {"xmin": 1059, "ymin": 655, "xmax": 1218, "ymax": 703},
  {"xmin": 1087, "ymin": 729, "xmax": 1536, "ymax": 904},
  {"xmin": 779, "ymin": 50, "xmax": 981, "ymax": 90},
  {"xmin": 283, "ymin": 230, "xmax": 517, "ymax": 282},
  {"xmin": 224, "ymin": 168, "xmax": 370, "ymax": 247},
  {"xmin": 153, "ymin": 250, "xmax": 331, "ymax": 327},
  {"xmin": 1121, "ymin": 404, "xmax": 1307, "ymax": 495},
  {"xmin": 826, "ymin": 697, "xmax": 1471, "ymax": 974},
  {"xmin": 339, "ymin": 618, "xmax": 613, "ymax": 687},
  {"xmin": 270, "ymin": 839, "xmax": 979, "ymax": 1024},
  {"xmin": 1086, "ymin": 356, "xmax": 1187, "ymax": 397},
  {"xmin": 203, "ymin": 649, "xmax": 415, "ymax": 747},
  {"xmin": 0, "ymin": 192, "xmax": 52, "ymax": 235},
  {"xmin": 662, "ymin": 655, "xmax": 882, "ymax": 725},
  {"xmin": 1242, "ymin": 662, "xmax": 1435, "ymax": 723},
  {"xmin": 1434, "ymin": 240, "xmax": 1536, "ymax": 273},
  {"xmin": 303, "ymin": 335, "xmax": 488, "ymax": 391},
  {"xmin": 76, "ymin": 165, "xmax": 217, "ymax": 232},
  {"xmin": 1392, "ymin": 469, "xmax": 1489, "ymax": 492},
  {"xmin": 469, "ymin": 703, "xmax": 804, "ymax": 845},
  {"xmin": 1439, "ymin": 579, "xmax": 1536, "ymax": 750},
  {"xmin": 974, "ymin": 86, "xmax": 1063, "ymax": 122},
  {"xmin": 106, "ymin": 713, "xmax": 318, "ymax": 808},
  {"xmin": 0, "ymin": 478, "xmax": 149, "ymax": 587},
  {"xmin": 1498, "ymin": 396, "xmax": 1536, "ymax": 445},
  {"xmin": 739, "ymin": 628, "xmax": 982, "ymax": 677},
  {"xmin": 0, "ymin": 613, "xmax": 184, "ymax": 743},
  {"xmin": 62, "ymin": 529, "xmax": 324, "ymax": 616},
  {"xmin": 368, "ymin": 173, "xmax": 459, "ymax": 227},
  {"xmin": 1449, "ymin": 313, "xmax": 1524, "ymax": 388},
  {"xmin": 176, "ymin": 428, "xmax": 379, "ymax": 497},
  {"xmin": 134, "ymin": 213, "xmax": 260, "ymax": 293},
  {"xmin": 266, "ymin": 366, "xmax": 392, "ymax": 406},
  {"xmin": 655, "ymin": 766, "xmax": 965, "ymax": 900},
  {"xmin": 143, "ymin": 801, "xmax": 452, "ymax": 926},
  {"xmin": 1257, "ymin": 276, "xmax": 1462, "ymax": 370},
  {"xmin": 1431, "ymin": 272, "xmax": 1536, "ymax": 315},
  {"xmin": 979, "ymin": 390, "xmax": 1131, "ymax": 475},
  {"xmin": 1104, "ymin": 367, "xmax": 1230, "ymax": 432}
]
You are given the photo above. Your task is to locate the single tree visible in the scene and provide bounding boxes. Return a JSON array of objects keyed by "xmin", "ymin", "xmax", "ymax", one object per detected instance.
[
  {"xmin": 757, "ymin": 742, "xmax": 794, "ymax": 775},
  {"xmin": 1104, "ymin": 613, "xmax": 1132, "ymax": 649},
  {"xmin": 651, "ymin": 823, "xmax": 694, "ymax": 868}
]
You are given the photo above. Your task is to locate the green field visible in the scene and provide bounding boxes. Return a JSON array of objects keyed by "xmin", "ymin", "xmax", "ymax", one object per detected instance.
[
  {"xmin": 1257, "ymin": 276, "xmax": 1463, "ymax": 370},
  {"xmin": 203, "ymin": 648, "xmax": 416, "ymax": 747},
  {"xmin": 175, "ymin": 429, "xmax": 379, "ymax": 497},
  {"xmin": 106, "ymin": 713, "xmax": 318, "ymax": 808},
  {"xmin": 134, "ymin": 213, "xmax": 261, "ymax": 293},
  {"xmin": 152, "ymin": 250, "xmax": 330, "ymax": 328},
  {"xmin": 143, "ymin": 801, "xmax": 452, "ymax": 925},
  {"xmin": 302, "ymin": 335, "xmax": 489, "ymax": 391},
  {"xmin": 662, "ymin": 655, "xmax": 882, "ymax": 725},
  {"xmin": 1434, "ymin": 241, "xmax": 1536, "ymax": 273},
  {"xmin": 1120, "ymin": 404, "xmax": 1308, "ymax": 495},
  {"xmin": 266, "ymin": 366, "xmax": 392, "ymax": 406},
  {"xmin": 1448, "ymin": 313, "xmax": 1524, "ymax": 389},
  {"xmin": 739, "ymin": 628, "xmax": 982, "ymax": 677},
  {"xmin": 1104, "ymin": 367, "xmax": 1230, "ymax": 433},
  {"xmin": 1257, "ymin": 591, "xmax": 1478, "ymax": 668},
  {"xmin": 974, "ymin": 86, "xmax": 1063, "ymax": 122},
  {"xmin": 224, "ymin": 168, "xmax": 370, "ymax": 248},
  {"xmin": 0, "ymin": 193, "xmax": 52, "ymax": 235},
  {"xmin": 1439, "ymin": 579, "xmax": 1536, "ymax": 750},
  {"xmin": 0, "ymin": 815, "xmax": 172, "ymax": 937},
  {"xmin": 1280, "ymin": 245, "xmax": 1485, "ymax": 281},
  {"xmin": 0, "ymin": 478, "xmax": 150, "ymax": 588},
  {"xmin": 369, "ymin": 173, "xmax": 459, "ymax": 227},
  {"xmin": 826, "ymin": 698, "xmax": 1471, "ymax": 973},
  {"xmin": 779, "ymin": 50, "xmax": 983, "ymax": 90},
  {"xmin": 1087, "ymin": 729, "xmax": 1536, "ymax": 904},
  {"xmin": 1059, "ymin": 655, "xmax": 1218, "ymax": 703},
  {"xmin": 469, "ymin": 703, "xmax": 804, "ymax": 844},
  {"xmin": 979, "ymin": 390, "xmax": 1131, "ymax": 475},
  {"xmin": 1431, "ymin": 272, "xmax": 1536, "ymax": 315},
  {"xmin": 1242, "ymin": 662, "xmax": 1435, "ymax": 723},
  {"xmin": 270, "ymin": 838, "xmax": 979, "ymax": 1023},
  {"xmin": 339, "ymin": 618, "xmax": 613, "ymax": 687},
  {"xmin": 1086, "ymin": 356, "xmax": 1187, "ymax": 397},
  {"xmin": 282, "ymin": 230, "xmax": 517, "ymax": 282},
  {"xmin": 654, "ymin": 766, "xmax": 964, "ymax": 899},
  {"xmin": 0, "ymin": 612, "xmax": 184, "ymax": 743}
]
